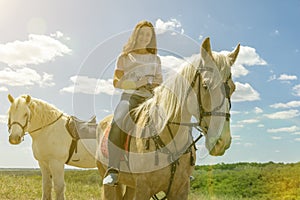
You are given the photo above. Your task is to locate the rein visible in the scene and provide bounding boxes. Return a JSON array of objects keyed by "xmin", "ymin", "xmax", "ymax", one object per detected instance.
[
  {"xmin": 30, "ymin": 113, "xmax": 64, "ymax": 134},
  {"xmin": 150, "ymin": 64, "xmax": 232, "ymax": 200}
]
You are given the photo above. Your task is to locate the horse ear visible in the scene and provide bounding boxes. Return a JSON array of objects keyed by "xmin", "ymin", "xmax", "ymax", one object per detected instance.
[
  {"xmin": 26, "ymin": 95, "xmax": 31, "ymax": 103},
  {"xmin": 228, "ymin": 43, "xmax": 240, "ymax": 65},
  {"xmin": 201, "ymin": 37, "xmax": 214, "ymax": 61},
  {"xmin": 8, "ymin": 94, "xmax": 14, "ymax": 103}
]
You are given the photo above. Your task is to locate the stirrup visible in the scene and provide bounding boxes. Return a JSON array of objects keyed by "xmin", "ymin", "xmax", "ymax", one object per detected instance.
[{"xmin": 103, "ymin": 168, "xmax": 119, "ymax": 186}]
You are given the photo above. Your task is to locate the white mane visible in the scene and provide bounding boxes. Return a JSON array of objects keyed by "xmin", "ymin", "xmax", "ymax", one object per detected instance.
[
  {"xmin": 29, "ymin": 97, "xmax": 63, "ymax": 125},
  {"xmin": 133, "ymin": 52, "xmax": 233, "ymax": 133},
  {"xmin": 134, "ymin": 58, "xmax": 199, "ymax": 132},
  {"xmin": 9, "ymin": 95, "xmax": 63, "ymax": 127}
]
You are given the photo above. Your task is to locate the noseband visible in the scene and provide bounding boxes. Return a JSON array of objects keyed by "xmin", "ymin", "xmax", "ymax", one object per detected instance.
[
  {"xmin": 8, "ymin": 115, "xmax": 30, "ymax": 137},
  {"xmin": 8, "ymin": 111, "xmax": 64, "ymax": 140}
]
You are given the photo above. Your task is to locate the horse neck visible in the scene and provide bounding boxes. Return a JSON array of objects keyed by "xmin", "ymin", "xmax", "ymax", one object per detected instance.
[
  {"xmin": 28, "ymin": 100, "xmax": 62, "ymax": 133},
  {"xmin": 156, "ymin": 111, "xmax": 192, "ymax": 154}
]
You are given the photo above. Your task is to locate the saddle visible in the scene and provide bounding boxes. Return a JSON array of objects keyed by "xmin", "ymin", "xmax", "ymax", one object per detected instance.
[
  {"xmin": 66, "ymin": 115, "xmax": 97, "ymax": 140},
  {"xmin": 65, "ymin": 115, "xmax": 97, "ymax": 163}
]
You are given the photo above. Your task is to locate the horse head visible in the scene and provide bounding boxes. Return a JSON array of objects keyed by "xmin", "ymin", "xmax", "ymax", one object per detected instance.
[
  {"xmin": 7, "ymin": 94, "xmax": 32, "ymax": 145},
  {"xmin": 187, "ymin": 37, "xmax": 239, "ymax": 156}
]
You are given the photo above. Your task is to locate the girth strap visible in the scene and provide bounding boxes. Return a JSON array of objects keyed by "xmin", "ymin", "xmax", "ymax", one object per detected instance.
[
  {"xmin": 65, "ymin": 116, "xmax": 79, "ymax": 164},
  {"xmin": 65, "ymin": 139, "xmax": 78, "ymax": 164}
]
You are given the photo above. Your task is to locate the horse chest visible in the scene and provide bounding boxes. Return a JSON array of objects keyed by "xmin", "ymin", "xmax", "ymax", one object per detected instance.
[{"xmin": 31, "ymin": 130, "xmax": 71, "ymax": 160}]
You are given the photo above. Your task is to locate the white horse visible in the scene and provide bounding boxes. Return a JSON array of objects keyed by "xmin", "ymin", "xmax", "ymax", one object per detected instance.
[
  {"xmin": 96, "ymin": 37, "xmax": 240, "ymax": 199},
  {"xmin": 7, "ymin": 95, "xmax": 97, "ymax": 200}
]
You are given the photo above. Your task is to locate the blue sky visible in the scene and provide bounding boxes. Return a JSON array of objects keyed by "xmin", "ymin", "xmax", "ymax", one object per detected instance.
[{"xmin": 0, "ymin": 0, "xmax": 299, "ymax": 168}]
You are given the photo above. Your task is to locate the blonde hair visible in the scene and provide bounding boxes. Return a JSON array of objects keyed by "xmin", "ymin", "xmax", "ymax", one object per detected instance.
[{"xmin": 122, "ymin": 20, "xmax": 157, "ymax": 55}]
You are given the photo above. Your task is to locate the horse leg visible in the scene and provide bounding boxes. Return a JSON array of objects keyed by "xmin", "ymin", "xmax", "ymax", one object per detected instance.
[
  {"xmin": 49, "ymin": 160, "xmax": 65, "ymax": 200},
  {"xmin": 133, "ymin": 180, "xmax": 151, "ymax": 200},
  {"xmin": 39, "ymin": 161, "xmax": 52, "ymax": 200},
  {"xmin": 102, "ymin": 184, "xmax": 123, "ymax": 200},
  {"xmin": 122, "ymin": 186, "xmax": 135, "ymax": 200},
  {"xmin": 167, "ymin": 180, "xmax": 190, "ymax": 200}
]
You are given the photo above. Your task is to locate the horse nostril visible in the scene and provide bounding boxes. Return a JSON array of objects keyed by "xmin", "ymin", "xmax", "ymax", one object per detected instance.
[{"xmin": 9, "ymin": 135, "xmax": 21, "ymax": 144}]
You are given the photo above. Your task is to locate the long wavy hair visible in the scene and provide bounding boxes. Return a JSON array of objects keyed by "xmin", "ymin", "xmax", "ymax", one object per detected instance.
[{"xmin": 122, "ymin": 20, "xmax": 157, "ymax": 55}]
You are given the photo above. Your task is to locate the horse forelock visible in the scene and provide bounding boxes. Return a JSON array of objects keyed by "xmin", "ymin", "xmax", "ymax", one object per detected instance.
[
  {"xmin": 13, "ymin": 95, "xmax": 61, "ymax": 124},
  {"xmin": 212, "ymin": 52, "xmax": 232, "ymax": 81},
  {"xmin": 8, "ymin": 96, "xmax": 27, "ymax": 115}
]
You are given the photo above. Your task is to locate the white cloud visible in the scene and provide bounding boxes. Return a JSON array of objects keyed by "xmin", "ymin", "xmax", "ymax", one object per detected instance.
[
  {"xmin": 0, "ymin": 34, "xmax": 71, "ymax": 67},
  {"xmin": 0, "ymin": 86, "xmax": 8, "ymax": 92},
  {"xmin": 254, "ymin": 107, "xmax": 263, "ymax": 114},
  {"xmin": 231, "ymin": 64, "xmax": 249, "ymax": 78},
  {"xmin": 264, "ymin": 109, "xmax": 300, "ymax": 119},
  {"xmin": 60, "ymin": 76, "xmax": 118, "ymax": 95},
  {"xmin": 50, "ymin": 31, "xmax": 64, "ymax": 39},
  {"xmin": 232, "ymin": 135, "xmax": 241, "ymax": 141},
  {"xmin": 155, "ymin": 19, "xmax": 184, "ymax": 35},
  {"xmin": 257, "ymin": 124, "xmax": 265, "ymax": 128},
  {"xmin": 0, "ymin": 115, "xmax": 7, "ymax": 124},
  {"xmin": 267, "ymin": 125, "xmax": 300, "ymax": 133},
  {"xmin": 231, "ymin": 110, "xmax": 241, "ymax": 115},
  {"xmin": 270, "ymin": 101, "xmax": 300, "ymax": 109},
  {"xmin": 234, "ymin": 46, "xmax": 267, "ymax": 67},
  {"xmin": 278, "ymin": 74, "xmax": 297, "ymax": 81},
  {"xmin": 238, "ymin": 119, "xmax": 259, "ymax": 124},
  {"xmin": 292, "ymin": 84, "xmax": 300, "ymax": 96},
  {"xmin": 227, "ymin": 45, "xmax": 267, "ymax": 79},
  {"xmin": 0, "ymin": 67, "xmax": 54, "ymax": 87},
  {"xmin": 231, "ymin": 124, "xmax": 244, "ymax": 128},
  {"xmin": 160, "ymin": 54, "xmax": 185, "ymax": 75},
  {"xmin": 231, "ymin": 82, "xmax": 260, "ymax": 102},
  {"xmin": 295, "ymin": 138, "xmax": 300, "ymax": 142},
  {"xmin": 272, "ymin": 136, "xmax": 282, "ymax": 140}
]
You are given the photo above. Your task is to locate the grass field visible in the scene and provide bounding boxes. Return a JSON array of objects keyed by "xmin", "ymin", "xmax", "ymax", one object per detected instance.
[{"xmin": 0, "ymin": 162, "xmax": 300, "ymax": 200}]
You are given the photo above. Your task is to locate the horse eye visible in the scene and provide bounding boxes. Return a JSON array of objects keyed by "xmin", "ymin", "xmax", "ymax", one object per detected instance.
[
  {"xmin": 202, "ymin": 79, "xmax": 211, "ymax": 90},
  {"xmin": 202, "ymin": 83, "xmax": 208, "ymax": 90}
]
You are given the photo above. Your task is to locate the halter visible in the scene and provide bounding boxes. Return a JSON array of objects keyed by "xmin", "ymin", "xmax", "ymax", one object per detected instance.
[
  {"xmin": 8, "ymin": 112, "xmax": 64, "ymax": 140},
  {"xmin": 190, "ymin": 67, "xmax": 231, "ymax": 124},
  {"xmin": 8, "ymin": 115, "xmax": 30, "ymax": 137}
]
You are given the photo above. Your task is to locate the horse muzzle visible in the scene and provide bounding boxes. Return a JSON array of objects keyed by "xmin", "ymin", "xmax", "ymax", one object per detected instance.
[
  {"xmin": 208, "ymin": 137, "xmax": 231, "ymax": 156},
  {"xmin": 9, "ymin": 134, "xmax": 23, "ymax": 145}
]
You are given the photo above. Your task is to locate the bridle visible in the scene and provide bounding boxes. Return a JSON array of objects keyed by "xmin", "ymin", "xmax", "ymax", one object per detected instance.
[
  {"xmin": 148, "ymin": 62, "xmax": 234, "ymax": 200},
  {"xmin": 168, "ymin": 63, "xmax": 232, "ymax": 134},
  {"xmin": 8, "ymin": 114, "xmax": 30, "ymax": 138},
  {"xmin": 190, "ymin": 66, "xmax": 232, "ymax": 125},
  {"xmin": 8, "ymin": 111, "xmax": 64, "ymax": 141}
]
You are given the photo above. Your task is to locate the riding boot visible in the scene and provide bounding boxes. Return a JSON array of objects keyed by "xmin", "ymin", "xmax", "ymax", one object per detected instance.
[
  {"xmin": 103, "ymin": 93, "xmax": 147, "ymax": 186},
  {"xmin": 103, "ymin": 120, "xmax": 127, "ymax": 186}
]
